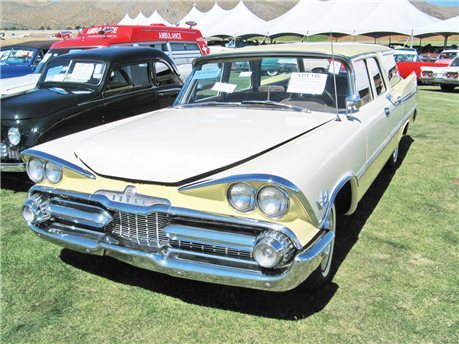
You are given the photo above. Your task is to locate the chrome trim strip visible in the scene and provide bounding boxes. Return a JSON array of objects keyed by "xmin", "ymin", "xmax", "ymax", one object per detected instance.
[
  {"xmin": 21, "ymin": 149, "xmax": 95, "ymax": 179},
  {"xmin": 28, "ymin": 185, "xmax": 304, "ymax": 249},
  {"xmin": 0, "ymin": 162, "xmax": 26, "ymax": 172},
  {"xmin": 26, "ymin": 220, "xmax": 335, "ymax": 291}
]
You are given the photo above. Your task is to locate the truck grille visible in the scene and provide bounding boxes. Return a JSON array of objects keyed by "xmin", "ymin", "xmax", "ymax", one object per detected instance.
[{"xmin": 105, "ymin": 211, "xmax": 171, "ymax": 249}]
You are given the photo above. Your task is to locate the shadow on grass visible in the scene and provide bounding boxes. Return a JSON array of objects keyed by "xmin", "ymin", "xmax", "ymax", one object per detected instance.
[
  {"xmin": 1, "ymin": 172, "xmax": 32, "ymax": 193},
  {"xmin": 419, "ymin": 85, "xmax": 459, "ymax": 94},
  {"xmin": 60, "ymin": 136, "xmax": 413, "ymax": 320}
]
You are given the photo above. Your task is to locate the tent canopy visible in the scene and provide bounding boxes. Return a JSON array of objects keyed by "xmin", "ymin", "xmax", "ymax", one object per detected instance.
[
  {"xmin": 195, "ymin": 3, "xmax": 231, "ymax": 36},
  {"xmin": 415, "ymin": 15, "xmax": 459, "ymax": 37},
  {"xmin": 118, "ymin": 13, "xmax": 135, "ymax": 25},
  {"xmin": 179, "ymin": 4, "xmax": 205, "ymax": 27},
  {"xmin": 146, "ymin": 10, "xmax": 171, "ymax": 26}
]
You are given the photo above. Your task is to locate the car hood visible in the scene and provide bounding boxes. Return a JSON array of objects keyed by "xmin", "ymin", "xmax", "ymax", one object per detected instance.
[
  {"xmin": 75, "ymin": 107, "xmax": 334, "ymax": 184},
  {"xmin": 1, "ymin": 88, "xmax": 81, "ymax": 120}
]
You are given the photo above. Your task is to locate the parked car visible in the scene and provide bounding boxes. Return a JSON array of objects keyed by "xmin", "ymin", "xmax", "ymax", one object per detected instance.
[
  {"xmin": 1, "ymin": 47, "xmax": 182, "ymax": 172},
  {"xmin": 0, "ymin": 40, "xmax": 54, "ymax": 79},
  {"xmin": 393, "ymin": 47, "xmax": 449, "ymax": 81},
  {"xmin": 20, "ymin": 43, "xmax": 417, "ymax": 292},
  {"xmin": 393, "ymin": 47, "xmax": 419, "ymax": 62},
  {"xmin": 436, "ymin": 49, "xmax": 459, "ymax": 63},
  {"xmin": 1, "ymin": 24, "xmax": 208, "ymax": 96},
  {"xmin": 420, "ymin": 56, "xmax": 459, "ymax": 91}
]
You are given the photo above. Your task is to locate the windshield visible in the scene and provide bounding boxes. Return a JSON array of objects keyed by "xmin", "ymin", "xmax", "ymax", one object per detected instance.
[
  {"xmin": 0, "ymin": 48, "xmax": 36, "ymax": 65},
  {"xmin": 439, "ymin": 52, "xmax": 458, "ymax": 60},
  {"xmin": 35, "ymin": 48, "xmax": 89, "ymax": 74},
  {"xmin": 394, "ymin": 53, "xmax": 417, "ymax": 62},
  {"xmin": 450, "ymin": 57, "xmax": 459, "ymax": 67},
  {"xmin": 175, "ymin": 55, "xmax": 351, "ymax": 112},
  {"xmin": 42, "ymin": 60, "xmax": 106, "ymax": 86}
]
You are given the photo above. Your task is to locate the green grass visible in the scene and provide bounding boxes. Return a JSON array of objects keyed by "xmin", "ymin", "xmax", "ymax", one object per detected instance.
[{"xmin": 1, "ymin": 86, "xmax": 458, "ymax": 343}]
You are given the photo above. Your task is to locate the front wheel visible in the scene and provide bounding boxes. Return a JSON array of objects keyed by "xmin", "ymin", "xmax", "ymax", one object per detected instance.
[
  {"xmin": 385, "ymin": 144, "xmax": 399, "ymax": 169},
  {"xmin": 266, "ymin": 69, "xmax": 278, "ymax": 76},
  {"xmin": 304, "ymin": 204, "xmax": 336, "ymax": 291}
]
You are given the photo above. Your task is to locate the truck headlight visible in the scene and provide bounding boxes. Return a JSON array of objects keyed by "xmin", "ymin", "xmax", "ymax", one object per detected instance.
[
  {"xmin": 44, "ymin": 161, "xmax": 62, "ymax": 184},
  {"xmin": 253, "ymin": 230, "xmax": 294, "ymax": 268},
  {"xmin": 7, "ymin": 127, "xmax": 21, "ymax": 146},
  {"xmin": 227, "ymin": 183, "xmax": 256, "ymax": 212},
  {"xmin": 27, "ymin": 158, "xmax": 44, "ymax": 183},
  {"xmin": 257, "ymin": 186, "xmax": 289, "ymax": 218}
]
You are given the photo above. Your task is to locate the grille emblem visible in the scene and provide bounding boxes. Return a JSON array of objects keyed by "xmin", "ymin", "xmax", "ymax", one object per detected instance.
[{"xmin": 94, "ymin": 186, "xmax": 170, "ymax": 207}]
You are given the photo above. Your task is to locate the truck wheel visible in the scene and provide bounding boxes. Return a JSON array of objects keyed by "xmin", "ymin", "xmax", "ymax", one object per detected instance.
[{"xmin": 304, "ymin": 205, "xmax": 336, "ymax": 291}]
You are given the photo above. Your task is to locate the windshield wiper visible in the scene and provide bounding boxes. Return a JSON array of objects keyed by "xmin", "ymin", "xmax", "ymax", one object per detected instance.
[
  {"xmin": 176, "ymin": 101, "xmax": 242, "ymax": 108},
  {"xmin": 241, "ymin": 100, "xmax": 310, "ymax": 113}
]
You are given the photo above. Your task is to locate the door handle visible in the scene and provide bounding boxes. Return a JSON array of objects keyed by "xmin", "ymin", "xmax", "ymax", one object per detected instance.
[
  {"xmin": 157, "ymin": 88, "xmax": 181, "ymax": 97},
  {"xmin": 384, "ymin": 107, "xmax": 390, "ymax": 116}
]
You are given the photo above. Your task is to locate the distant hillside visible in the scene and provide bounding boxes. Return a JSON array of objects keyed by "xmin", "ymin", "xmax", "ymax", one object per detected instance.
[{"xmin": 0, "ymin": 0, "xmax": 457, "ymax": 30}]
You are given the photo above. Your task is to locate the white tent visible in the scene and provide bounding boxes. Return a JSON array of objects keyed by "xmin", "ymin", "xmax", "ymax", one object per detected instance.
[
  {"xmin": 195, "ymin": 3, "xmax": 231, "ymax": 36},
  {"xmin": 415, "ymin": 15, "xmax": 459, "ymax": 37},
  {"xmin": 118, "ymin": 13, "xmax": 135, "ymax": 25},
  {"xmin": 206, "ymin": 1, "xmax": 266, "ymax": 37},
  {"xmin": 307, "ymin": 0, "xmax": 379, "ymax": 36},
  {"xmin": 258, "ymin": 0, "xmax": 335, "ymax": 37},
  {"xmin": 146, "ymin": 10, "xmax": 171, "ymax": 26},
  {"xmin": 354, "ymin": 0, "xmax": 439, "ymax": 37},
  {"xmin": 132, "ymin": 12, "xmax": 149, "ymax": 25},
  {"xmin": 179, "ymin": 4, "xmax": 205, "ymax": 27}
]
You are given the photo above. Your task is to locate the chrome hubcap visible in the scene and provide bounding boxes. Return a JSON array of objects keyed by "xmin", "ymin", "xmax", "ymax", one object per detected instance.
[{"xmin": 320, "ymin": 207, "xmax": 335, "ymax": 275}]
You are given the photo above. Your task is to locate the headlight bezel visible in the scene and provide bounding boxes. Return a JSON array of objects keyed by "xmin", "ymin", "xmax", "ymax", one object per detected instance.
[{"xmin": 7, "ymin": 127, "xmax": 21, "ymax": 146}]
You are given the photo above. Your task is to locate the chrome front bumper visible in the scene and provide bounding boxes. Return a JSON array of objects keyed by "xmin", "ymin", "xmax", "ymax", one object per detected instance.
[
  {"xmin": 28, "ymin": 222, "xmax": 333, "ymax": 291},
  {"xmin": 23, "ymin": 186, "xmax": 334, "ymax": 292}
]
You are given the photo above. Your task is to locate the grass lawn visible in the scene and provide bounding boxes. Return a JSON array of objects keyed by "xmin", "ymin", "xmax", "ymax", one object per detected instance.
[{"xmin": 1, "ymin": 85, "xmax": 458, "ymax": 343}]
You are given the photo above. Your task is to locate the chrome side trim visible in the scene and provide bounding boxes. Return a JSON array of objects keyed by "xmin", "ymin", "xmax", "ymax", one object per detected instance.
[
  {"xmin": 0, "ymin": 162, "xmax": 26, "ymax": 172},
  {"xmin": 21, "ymin": 149, "xmax": 95, "ymax": 179},
  {"xmin": 28, "ymin": 185, "xmax": 304, "ymax": 249}
]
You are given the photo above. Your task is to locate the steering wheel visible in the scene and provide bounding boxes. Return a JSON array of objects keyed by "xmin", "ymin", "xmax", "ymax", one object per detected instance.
[{"xmin": 320, "ymin": 90, "xmax": 336, "ymax": 107}]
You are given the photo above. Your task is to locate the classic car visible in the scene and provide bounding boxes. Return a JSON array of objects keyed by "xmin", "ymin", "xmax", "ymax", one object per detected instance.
[
  {"xmin": 1, "ymin": 24, "xmax": 208, "ymax": 96},
  {"xmin": 0, "ymin": 41, "xmax": 54, "ymax": 79},
  {"xmin": 393, "ymin": 47, "xmax": 449, "ymax": 81},
  {"xmin": 1, "ymin": 47, "xmax": 182, "ymax": 172},
  {"xmin": 420, "ymin": 56, "xmax": 459, "ymax": 91},
  {"xmin": 20, "ymin": 43, "xmax": 417, "ymax": 292}
]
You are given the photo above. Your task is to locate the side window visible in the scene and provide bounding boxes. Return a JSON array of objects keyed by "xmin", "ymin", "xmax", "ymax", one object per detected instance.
[
  {"xmin": 120, "ymin": 63, "xmax": 150, "ymax": 86},
  {"xmin": 154, "ymin": 61, "xmax": 175, "ymax": 86},
  {"xmin": 105, "ymin": 69, "xmax": 130, "ymax": 91},
  {"xmin": 354, "ymin": 60, "xmax": 373, "ymax": 106},
  {"xmin": 382, "ymin": 54, "xmax": 401, "ymax": 87},
  {"xmin": 367, "ymin": 58, "xmax": 386, "ymax": 96}
]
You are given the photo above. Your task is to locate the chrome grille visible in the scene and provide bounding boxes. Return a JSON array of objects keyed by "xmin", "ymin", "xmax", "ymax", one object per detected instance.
[
  {"xmin": 0, "ymin": 143, "xmax": 20, "ymax": 160},
  {"xmin": 105, "ymin": 211, "xmax": 171, "ymax": 249},
  {"xmin": 169, "ymin": 239, "xmax": 253, "ymax": 261},
  {"xmin": 0, "ymin": 143, "xmax": 7, "ymax": 158}
]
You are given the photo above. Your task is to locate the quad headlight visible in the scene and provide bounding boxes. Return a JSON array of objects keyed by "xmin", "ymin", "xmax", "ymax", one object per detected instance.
[
  {"xmin": 7, "ymin": 127, "xmax": 21, "ymax": 146},
  {"xmin": 257, "ymin": 186, "xmax": 289, "ymax": 218},
  {"xmin": 27, "ymin": 158, "xmax": 44, "ymax": 183},
  {"xmin": 26, "ymin": 158, "xmax": 63, "ymax": 184},
  {"xmin": 44, "ymin": 161, "xmax": 63, "ymax": 184},
  {"xmin": 227, "ymin": 183, "xmax": 290, "ymax": 219},
  {"xmin": 227, "ymin": 183, "xmax": 256, "ymax": 212}
]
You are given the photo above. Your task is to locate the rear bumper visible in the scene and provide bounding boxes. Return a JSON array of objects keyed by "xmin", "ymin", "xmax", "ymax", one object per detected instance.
[{"xmin": 27, "ymin": 221, "xmax": 334, "ymax": 291}]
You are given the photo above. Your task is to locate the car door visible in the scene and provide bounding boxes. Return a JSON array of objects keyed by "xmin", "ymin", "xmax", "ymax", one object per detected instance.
[
  {"xmin": 103, "ymin": 61, "xmax": 160, "ymax": 124},
  {"xmin": 153, "ymin": 60, "xmax": 182, "ymax": 108}
]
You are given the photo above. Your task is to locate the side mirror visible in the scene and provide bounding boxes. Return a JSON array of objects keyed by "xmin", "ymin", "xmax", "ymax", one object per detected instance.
[{"xmin": 345, "ymin": 95, "xmax": 362, "ymax": 117}]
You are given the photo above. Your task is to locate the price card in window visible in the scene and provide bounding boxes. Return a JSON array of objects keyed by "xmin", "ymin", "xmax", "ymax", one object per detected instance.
[
  {"xmin": 287, "ymin": 72, "xmax": 327, "ymax": 94},
  {"xmin": 71, "ymin": 63, "xmax": 94, "ymax": 81},
  {"xmin": 212, "ymin": 82, "xmax": 237, "ymax": 93},
  {"xmin": 193, "ymin": 68, "xmax": 221, "ymax": 79},
  {"xmin": 239, "ymin": 71, "xmax": 252, "ymax": 77}
]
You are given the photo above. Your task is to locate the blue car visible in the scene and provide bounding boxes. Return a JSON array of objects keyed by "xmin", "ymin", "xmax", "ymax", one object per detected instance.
[{"xmin": 0, "ymin": 41, "xmax": 54, "ymax": 79}]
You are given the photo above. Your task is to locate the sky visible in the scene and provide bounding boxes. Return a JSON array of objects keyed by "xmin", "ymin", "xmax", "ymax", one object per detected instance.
[{"xmin": 423, "ymin": 0, "xmax": 459, "ymax": 6}]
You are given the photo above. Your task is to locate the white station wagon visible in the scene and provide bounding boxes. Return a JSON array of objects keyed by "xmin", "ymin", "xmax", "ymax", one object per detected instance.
[{"xmin": 21, "ymin": 43, "xmax": 417, "ymax": 292}]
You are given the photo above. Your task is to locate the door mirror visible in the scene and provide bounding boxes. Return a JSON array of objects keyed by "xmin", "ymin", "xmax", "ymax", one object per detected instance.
[{"xmin": 345, "ymin": 95, "xmax": 362, "ymax": 117}]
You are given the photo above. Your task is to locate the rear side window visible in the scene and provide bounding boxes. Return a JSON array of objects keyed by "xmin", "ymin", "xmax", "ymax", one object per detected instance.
[
  {"xmin": 170, "ymin": 43, "xmax": 200, "ymax": 51},
  {"xmin": 382, "ymin": 54, "xmax": 401, "ymax": 87},
  {"xmin": 120, "ymin": 63, "xmax": 150, "ymax": 86},
  {"xmin": 154, "ymin": 61, "xmax": 175, "ymax": 86},
  {"xmin": 354, "ymin": 60, "xmax": 372, "ymax": 106},
  {"xmin": 367, "ymin": 58, "xmax": 386, "ymax": 96}
]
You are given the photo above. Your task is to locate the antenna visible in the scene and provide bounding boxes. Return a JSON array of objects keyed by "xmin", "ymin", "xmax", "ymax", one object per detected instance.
[{"xmin": 330, "ymin": 32, "xmax": 340, "ymax": 121}]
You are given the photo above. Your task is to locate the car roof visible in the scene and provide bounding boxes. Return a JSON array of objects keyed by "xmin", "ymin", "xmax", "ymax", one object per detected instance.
[
  {"xmin": 50, "ymin": 47, "xmax": 172, "ymax": 65},
  {"xmin": 201, "ymin": 42, "xmax": 393, "ymax": 60},
  {"xmin": 2, "ymin": 40, "xmax": 55, "ymax": 50}
]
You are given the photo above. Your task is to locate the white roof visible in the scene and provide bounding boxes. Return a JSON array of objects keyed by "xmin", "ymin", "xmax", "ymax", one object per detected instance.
[
  {"xmin": 205, "ymin": 1, "xmax": 266, "ymax": 37},
  {"xmin": 195, "ymin": 3, "xmax": 231, "ymax": 36},
  {"xmin": 179, "ymin": 4, "xmax": 205, "ymax": 27},
  {"xmin": 415, "ymin": 16, "xmax": 459, "ymax": 37},
  {"xmin": 354, "ymin": 0, "xmax": 439, "ymax": 36},
  {"xmin": 118, "ymin": 13, "xmax": 135, "ymax": 25}
]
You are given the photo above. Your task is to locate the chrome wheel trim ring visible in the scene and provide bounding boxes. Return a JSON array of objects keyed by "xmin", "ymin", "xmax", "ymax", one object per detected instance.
[{"xmin": 320, "ymin": 206, "xmax": 336, "ymax": 277}]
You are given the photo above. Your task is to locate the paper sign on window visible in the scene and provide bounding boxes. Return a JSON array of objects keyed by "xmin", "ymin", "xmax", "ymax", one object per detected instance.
[
  {"xmin": 328, "ymin": 61, "xmax": 342, "ymax": 74},
  {"xmin": 287, "ymin": 72, "xmax": 328, "ymax": 94},
  {"xmin": 193, "ymin": 68, "xmax": 221, "ymax": 80},
  {"xmin": 239, "ymin": 71, "xmax": 252, "ymax": 77},
  {"xmin": 212, "ymin": 82, "xmax": 237, "ymax": 93},
  {"xmin": 71, "ymin": 63, "xmax": 95, "ymax": 81}
]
